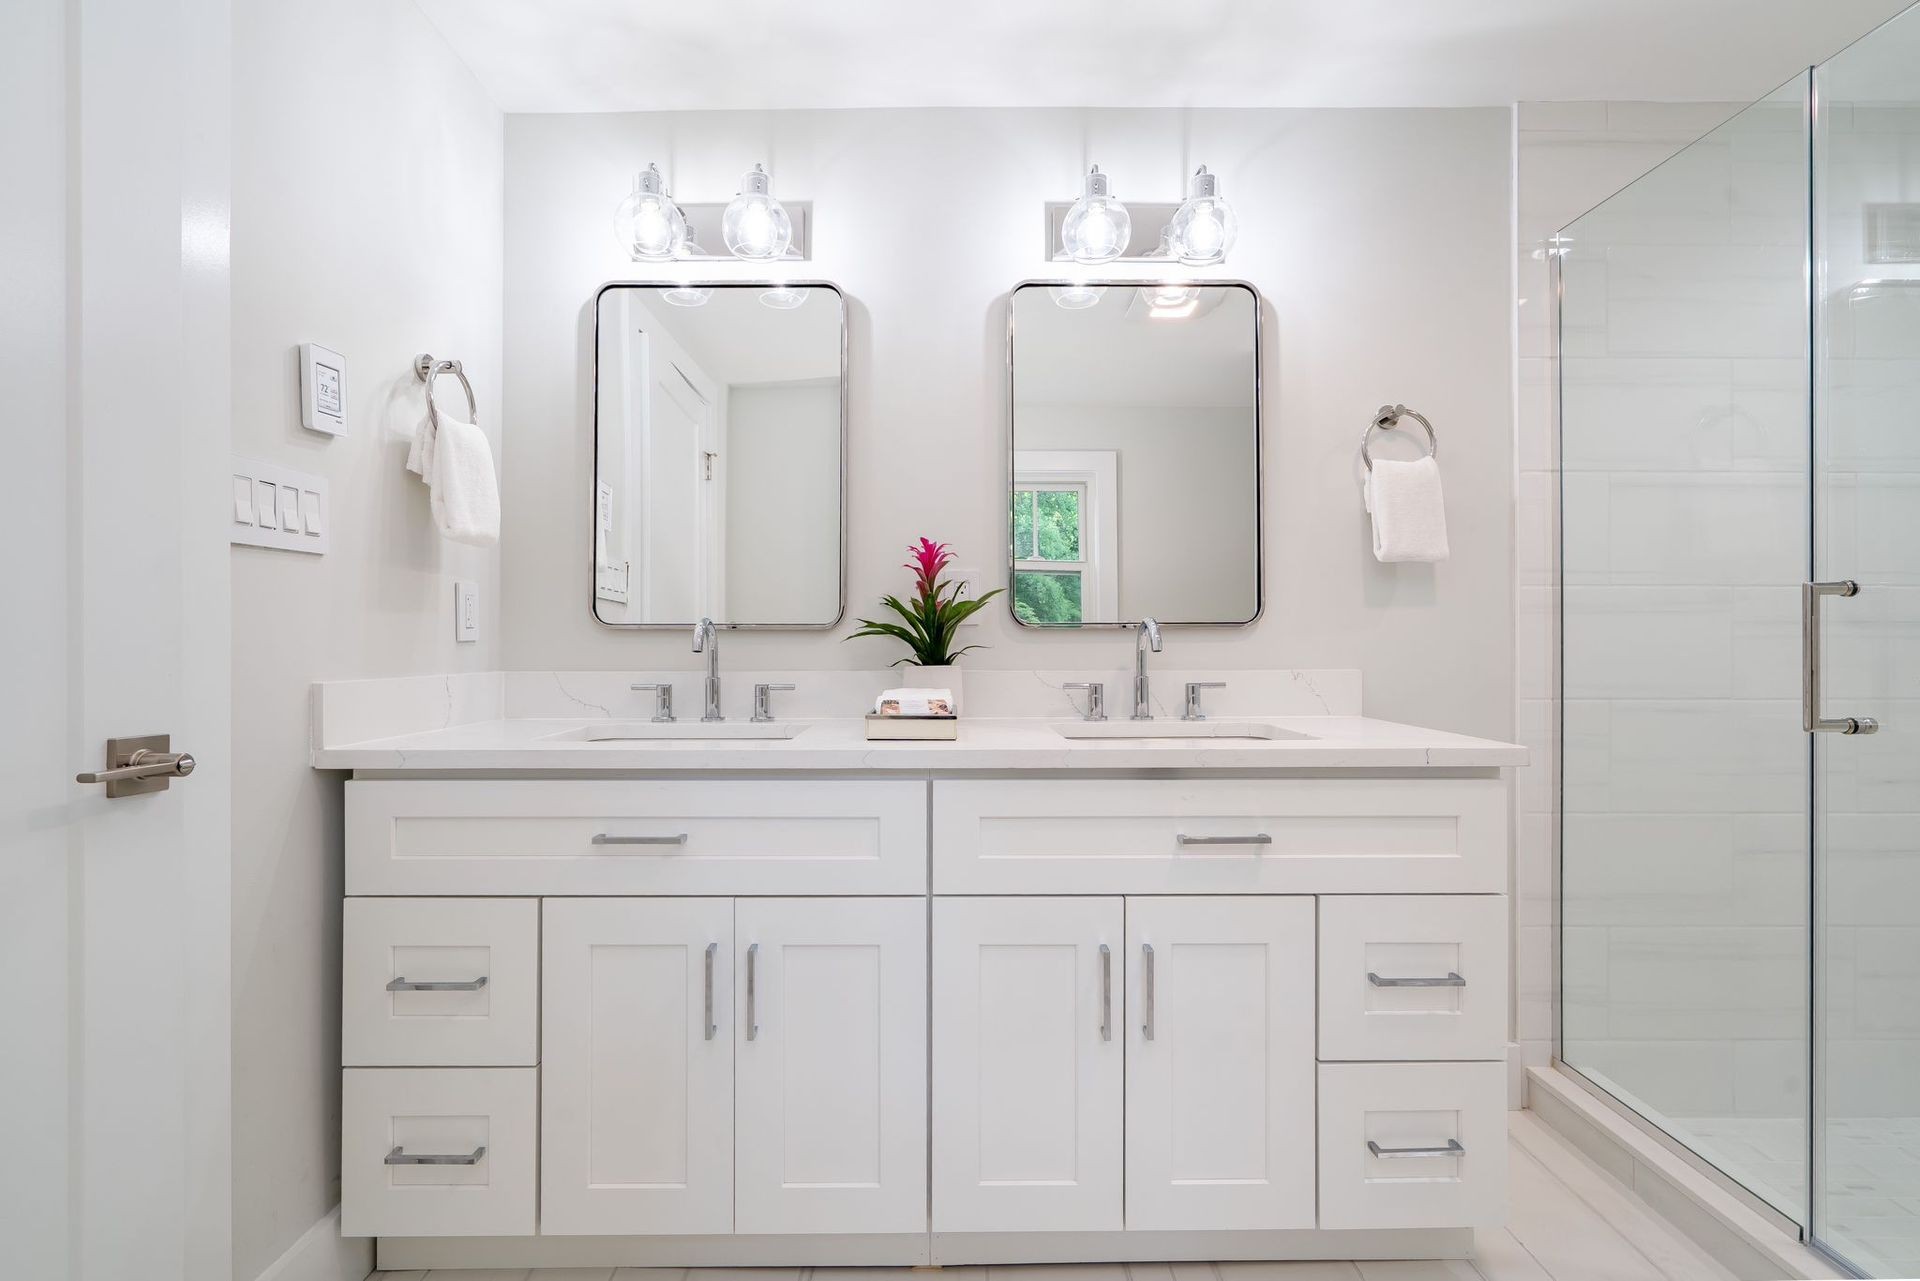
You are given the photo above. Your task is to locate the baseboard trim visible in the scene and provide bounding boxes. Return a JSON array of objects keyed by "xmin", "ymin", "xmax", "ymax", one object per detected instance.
[
  {"xmin": 252, "ymin": 1206, "xmax": 372, "ymax": 1281},
  {"xmin": 1526, "ymin": 1065, "xmax": 1840, "ymax": 1281}
]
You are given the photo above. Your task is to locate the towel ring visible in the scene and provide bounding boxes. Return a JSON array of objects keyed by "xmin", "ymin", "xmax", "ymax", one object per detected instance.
[
  {"xmin": 1361, "ymin": 403, "xmax": 1435, "ymax": 472},
  {"xmin": 414, "ymin": 353, "xmax": 477, "ymax": 428}
]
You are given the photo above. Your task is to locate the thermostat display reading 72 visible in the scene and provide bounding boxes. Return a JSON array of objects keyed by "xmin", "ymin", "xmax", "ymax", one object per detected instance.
[{"xmin": 300, "ymin": 342, "xmax": 348, "ymax": 436}]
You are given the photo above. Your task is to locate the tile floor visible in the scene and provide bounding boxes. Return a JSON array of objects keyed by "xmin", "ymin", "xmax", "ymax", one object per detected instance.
[
  {"xmin": 370, "ymin": 1111, "xmax": 1741, "ymax": 1281},
  {"xmin": 1682, "ymin": 1113, "xmax": 1920, "ymax": 1278}
]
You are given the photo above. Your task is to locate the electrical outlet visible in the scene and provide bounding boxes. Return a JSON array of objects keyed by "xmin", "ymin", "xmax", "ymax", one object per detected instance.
[{"xmin": 454, "ymin": 579, "xmax": 480, "ymax": 642}]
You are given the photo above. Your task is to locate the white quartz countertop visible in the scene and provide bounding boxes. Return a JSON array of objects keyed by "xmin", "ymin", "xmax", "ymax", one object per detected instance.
[{"xmin": 311, "ymin": 714, "xmax": 1527, "ymax": 772}]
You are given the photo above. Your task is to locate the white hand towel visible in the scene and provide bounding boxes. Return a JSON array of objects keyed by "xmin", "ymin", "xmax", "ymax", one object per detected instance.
[
  {"xmin": 1364, "ymin": 455, "xmax": 1450, "ymax": 563},
  {"xmin": 424, "ymin": 414, "xmax": 500, "ymax": 547}
]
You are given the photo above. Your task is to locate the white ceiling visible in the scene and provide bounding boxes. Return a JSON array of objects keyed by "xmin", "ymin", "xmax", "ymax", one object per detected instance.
[{"xmin": 416, "ymin": 0, "xmax": 1912, "ymax": 115}]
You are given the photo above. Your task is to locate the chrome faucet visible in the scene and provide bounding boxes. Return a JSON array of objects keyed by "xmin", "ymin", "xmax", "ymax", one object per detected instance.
[
  {"xmin": 1132, "ymin": 617, "xmax": 1162, "ymax": 720},
  {"xmin": 692, "ymin": 617, "xmax": 723, "ymax": 722}
]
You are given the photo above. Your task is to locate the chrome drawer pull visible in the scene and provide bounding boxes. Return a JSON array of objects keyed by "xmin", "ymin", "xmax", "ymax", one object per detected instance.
[
  {"xmin": 386, "ymin": 976, "xmax": 488, "ymax": 992},
  {"xmin": 1176, "ymin": 833, "xmax": 1272, "ymax": 846},
  {"xmin": 704, "ymin": 942, "xmax": 717, "ymax": 1041},
  {"xmin": 746, "ymin": 942, "xmax": 759, "ymax": 1041},
  {"xmin": 1368, "ymin": 1139, "xmax": 1465, "ymax": 1159},
  {"xmin": 1142, "ymin": 942, "xmax": 1156, "ymax": 1040},
  {"xmin": 592, "ymin": 832, "xmax": 689, "ymax": 846},
  {"xmin": 1099, "ymin": 943, "xmax": 1112, "ymax": 1042},
  {"xmin": 385, "ymin": 1144, "xmax": 486, "ymax": 1166},
  {"xmin": 1367, "ymin": 971, "xmax": 1465, "ymax": 988}
]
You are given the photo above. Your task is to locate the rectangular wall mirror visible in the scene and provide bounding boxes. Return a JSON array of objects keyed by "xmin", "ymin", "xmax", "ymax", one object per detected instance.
[
  {"xmin": 593, "ymin": 282, "xmax": 845, "ymax": 628},
  {"xmin": 1007, "ymin": 281, "xmax": 1261, "ymax": 627}
]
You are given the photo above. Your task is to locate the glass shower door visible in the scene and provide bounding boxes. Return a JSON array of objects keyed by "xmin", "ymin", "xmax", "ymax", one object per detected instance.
[
  {"xmin": 1558, "ymin": 75, "xmax": 1815, "ymax": 1226},
  {"xmin": 1813, "ymin": 13, "xmax": 1920, "ymax": 1273}
]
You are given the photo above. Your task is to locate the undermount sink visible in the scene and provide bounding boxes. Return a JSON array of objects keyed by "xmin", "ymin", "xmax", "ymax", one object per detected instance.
[
  {"xmin": 1050, "ymin": 720, "xmax": 1314, "ymax": 743},
  {"xmin": 542, "ymin": 721, "xmax": 808, "ymax": 742}
]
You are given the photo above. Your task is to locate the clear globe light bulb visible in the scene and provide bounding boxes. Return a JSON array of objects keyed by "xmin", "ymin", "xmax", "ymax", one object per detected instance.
[
  {"xmin": 760, "ymin": 285, "xmax": 810, "ymax": 310},
  {"xmin": 613, "ymin": 163, "xmax": 686, "ymax": 262},
  {"xmin": 1060, "ymin": 165, "xmax": 1131, "ymax": 265},
  {"xmin": 1049, "ymin": 283, "xmax": 1106, "ymax": 310},
  {"xmin": 1169, "ymin": 165, "xmax": 1238, "ymax": 266},
  {"xmin": 722, "ymin": 163, "xmax": 793, "ymax": 261}
]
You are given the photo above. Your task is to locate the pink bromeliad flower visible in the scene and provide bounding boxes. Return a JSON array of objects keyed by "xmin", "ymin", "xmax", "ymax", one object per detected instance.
[{"xmin": 905, "ymin": 538, "xmax": 953, "ymax": 599}]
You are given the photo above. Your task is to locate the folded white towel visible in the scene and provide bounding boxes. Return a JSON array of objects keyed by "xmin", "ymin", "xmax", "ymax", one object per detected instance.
[
  {"xmin": 1364, "ymin": 455, "xmax": 1450, "ymax": 563},
  {"xmin": 409, "ymin": 413, "xmax": 500, "ymax": 547}
]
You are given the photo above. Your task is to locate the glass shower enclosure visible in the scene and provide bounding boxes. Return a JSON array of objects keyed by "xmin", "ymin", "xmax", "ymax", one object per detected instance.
[{"xmin": 1557, "ymin": 8, "xmax": 1920, "ymax": 1276}]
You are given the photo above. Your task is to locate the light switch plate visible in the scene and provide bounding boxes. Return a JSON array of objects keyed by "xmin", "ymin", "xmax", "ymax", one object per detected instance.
[
  {"xmin": 231, "ymin": 456, "xmax": 328, "ymax": 555},
  {"xmin": 454, "ymin": 579, "xmax": 480, "ymax": 642}
]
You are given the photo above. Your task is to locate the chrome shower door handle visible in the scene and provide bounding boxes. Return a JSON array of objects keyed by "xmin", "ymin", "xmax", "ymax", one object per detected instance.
[
  {"xmin": 745, "ymin": 942, "xmax": 759, "ymax": 1041},
  {"xmin": 704, "ymin": 942, "xmax": 717, "ymax": 1040},
  {"xmin": 1803, "ymin": 581, "xmax": 1879, "ymax": 734},
  {"xmin": 1099, "ymin": 943, "xmax": 1112, "ymax": 1041},
  {"xmin": 1142, "ymin": 942, "xmax": 1156, "ymax": 1040}
]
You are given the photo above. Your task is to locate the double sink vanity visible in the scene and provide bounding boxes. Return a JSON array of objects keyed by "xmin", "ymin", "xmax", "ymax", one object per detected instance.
[{"xmin": 314, "ymin": 278, "xmax": 1521, "ymax": 1271}]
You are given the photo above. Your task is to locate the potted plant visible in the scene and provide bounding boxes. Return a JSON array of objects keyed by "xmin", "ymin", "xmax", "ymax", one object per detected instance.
[{"xmin": 848, "ymin": 538, "xmax": 1002, "ymax": 707}]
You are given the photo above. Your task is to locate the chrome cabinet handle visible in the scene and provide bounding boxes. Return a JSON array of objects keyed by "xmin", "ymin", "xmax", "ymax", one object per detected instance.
[
  {"xmin": 1368, "ymin": 1139, "xmax": 1464, "ymax": 1159},
  {"xmin": 745, "ymin": 942, "xmax": 759, "ymax": 1041},
  {"xmin": 1177, "ymin": 833, "xmax": 1272, "ymax": 846},
  {"xmin": 386, "ymin": 975, "xmax": 488, "ymax": 992},
  {"xmin": 703, "ymin": 942, "xmax": 717, "ymax": 1040},
  {"xmin": 1368, "ymin": 971, "xmax": 1465, "ymax": 988},
  {"xmin": 1142, "ymin": 942, "xmax": 1156, "ymax": 1040},
  {"xmin": 591, "ymin": 832, "xmax": 689, "ymax": 846},
  {"xmin": 1099, "ymin": 943, "xmax": 1112, "ymax": 1041},
  {"xmin": 1804, "ymin": 581, "xmax": 1879, "ymax": 734},
  {"xmin": 385, "ymin": 1144, "xmax": 486, "ymax": 1166}
]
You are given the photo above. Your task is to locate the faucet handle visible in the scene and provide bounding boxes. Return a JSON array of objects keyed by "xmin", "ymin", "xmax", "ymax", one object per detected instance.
[
  {"xmin": 1183, "ymin": 681, "xmax": 1226, "ymax": 722},
  {"xmin": 752, "ymin": 683, "xmax": 796, "ymax": 723},
  {"xmin": 629, "ymin": 682, "xmax": 676, "ymax": 723},
  {"xmin": 1062, "ymin": 682, "xmax": 1107, "ymax": 722}
]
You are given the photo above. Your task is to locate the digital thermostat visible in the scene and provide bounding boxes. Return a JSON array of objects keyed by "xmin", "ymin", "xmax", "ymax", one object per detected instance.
[{"xmin": 299, "ymin": 342, "xmax": 347, "ymax": 436}]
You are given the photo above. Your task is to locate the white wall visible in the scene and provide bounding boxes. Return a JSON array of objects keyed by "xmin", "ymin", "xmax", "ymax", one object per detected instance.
[
  {"xmin": 229, "ymin": 2, "xmax": 503, "ymax": 1277},
  {"xmin": 727, "ymin": 380, "xmax": 841, "ymax": 621},
  {"xmin": 501, "ymin": 107, "xmax": 1516, "ymax": 742}
]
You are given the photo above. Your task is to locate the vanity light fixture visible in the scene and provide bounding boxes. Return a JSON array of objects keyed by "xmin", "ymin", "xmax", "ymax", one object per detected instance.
[
  {"xmin": 723, "ymin": 163, "xmax": 794, "ymax": 261},
  {"xmin": 1049, "ymin": 283, "xmax": 1107, "ymax": 310},
  {"xmin": 613, "ymin": 163, "xmax": 686, "ymax": 262},
  {"xmin": 661, "ymin": 226, "xmax": 716, "ymax": 306},
  {"xmin": 1060, "ymin": 165, "xmax": 1131, "ymax": 265},
  {"xmin": 760, "ymin": 285, "xmax": 810, "ymax": 310},
  {"xmin": 1168, "ymin": 165, "xmax": 1238, "ymax": 266}
]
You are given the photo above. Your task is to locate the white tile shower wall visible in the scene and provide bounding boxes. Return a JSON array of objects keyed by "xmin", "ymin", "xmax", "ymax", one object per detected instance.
[
  {"xmin": 229, "ymin": 3, "xmax": 503, "ymax": 1278},
  {"xmin": 1512, "ymin": 101, "xmax": 1749, "ymax": 1098},
  {"xmin": 500, "ymin": 107, "xmax": 1517, "ymax": 746}
]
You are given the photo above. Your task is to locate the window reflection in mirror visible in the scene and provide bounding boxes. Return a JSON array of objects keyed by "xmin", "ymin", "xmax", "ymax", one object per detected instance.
[
  {"xmin": 1008, "ymin": 282, "xmax": 1261, "ymax": 626},
  {"xmin": 592, "ymin": 283, "xmax": 845, "ymax": 628}
]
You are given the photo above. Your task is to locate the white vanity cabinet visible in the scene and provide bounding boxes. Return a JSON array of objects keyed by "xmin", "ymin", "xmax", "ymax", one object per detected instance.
[{"xmin": 339, "ymin": 765, "xmax": 1512, "ymax": 1270}]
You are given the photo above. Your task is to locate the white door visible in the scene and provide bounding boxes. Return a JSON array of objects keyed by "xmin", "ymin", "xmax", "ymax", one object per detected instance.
[
  {"xmin": 932, "ymin": 896, "xmax": 1124, "ymax": 1232},
  {"xmin": 735, "ymin": 897, "xmax": 927, "ymax": 1235},
  {"xmin": 1126, "ymin": 896, "xmax": 1316, "ymax": 1230},
  {"xmin": 0, "ymin": 1, "xmax": 231, "ymax": 1276},
  {"xmin": 541, "ymin": 898, "xmax": 734, "ymax": 1235}
]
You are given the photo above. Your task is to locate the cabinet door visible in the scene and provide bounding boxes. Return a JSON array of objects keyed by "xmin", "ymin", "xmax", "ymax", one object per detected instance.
[
  {"xmin": 541, "ymin": 898, "xmax": 734, "ymax": 1235},
  {"xmin": 1125, "ymin": 895, "xmax": 1316, "ymax": 1230},
  {"xmin": 735, "ymin": 897, "xmax": 927, "ymax": 1235},
  {"xmin": 932, "ymin": 897, "xmax": 1124, "ymax": 1232}
]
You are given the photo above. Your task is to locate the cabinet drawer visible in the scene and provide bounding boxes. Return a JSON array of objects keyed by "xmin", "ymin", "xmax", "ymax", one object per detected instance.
[
  {"xmin": 1318, "ymin": 895, "xmax": 1508, "ymax": 1062},
  {"xmin": 343, "ymin": 898, "xmax": 537, "ymax": 1067},
  {"xmin": 1317, "ymin": 1061, "xmax": 1506, "ymax": 1230},
  {"xmin": 346, "ymin": 779, "xmax": 927, "ymax": 896},
  {"xmin": 341, "ymin": 1067, "xmax": 536, "ymax": 1238},
  {"xmin": 933, "ymin": 778, "xmax": 1505, "ymax": 894}
]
